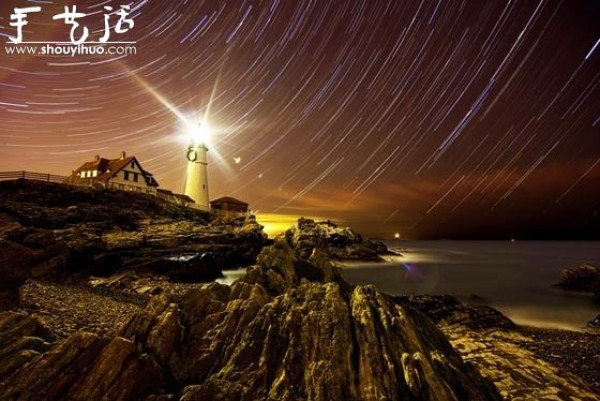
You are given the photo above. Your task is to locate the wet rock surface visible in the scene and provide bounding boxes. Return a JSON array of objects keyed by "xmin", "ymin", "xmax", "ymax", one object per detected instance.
[{"xmin": 285, "ymin": 217, "xmax": 393, "ymax": 261}]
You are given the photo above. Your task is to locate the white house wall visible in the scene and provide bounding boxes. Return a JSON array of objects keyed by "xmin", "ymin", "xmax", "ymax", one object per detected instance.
[{"xmin": 106, "ymin": 159, "xmax": 155, "ymax": 194}]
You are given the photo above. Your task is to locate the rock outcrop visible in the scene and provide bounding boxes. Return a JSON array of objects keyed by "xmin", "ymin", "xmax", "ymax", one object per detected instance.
[
  {"xmin": 285, "ymin": 217, "xmax": 391, "ymax": 261},
  {"xmin": 2, "ymin": 180, "xmax": 599, "ymax": 400},
  {"xmin": 0, "ymin": 240, "xmax": 32, "ymax": 310},
  {"xmin": 556, "ymin": 263, "xmax": 600, "ymax": 293},
  {"xmin": 0, "ymin": 240, "xmax": 503, "ymax": 401},
  {"xmin": 439, "ymin": 321, "xmax": 600, "ymax": 400},
  {"xmin": 396, "ymin": 294, "xmax": 516, "ymax": 330},
  {"xmin": 0, "ymin": 180, "xmax": 269, "ymax": 304}
]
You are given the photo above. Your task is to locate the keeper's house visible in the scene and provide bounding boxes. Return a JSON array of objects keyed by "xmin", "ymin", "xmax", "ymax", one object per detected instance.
[{"xmin": 67, "ymin": 151, "xmax": 159, "ymax": 194}]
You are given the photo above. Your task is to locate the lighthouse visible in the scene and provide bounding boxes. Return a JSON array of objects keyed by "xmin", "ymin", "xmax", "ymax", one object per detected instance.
[{"xmin": 184, "ymin": 124, "xmax": 210, "ymax": 211}]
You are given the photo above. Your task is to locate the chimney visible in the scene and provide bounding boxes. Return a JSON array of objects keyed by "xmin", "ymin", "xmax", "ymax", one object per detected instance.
[
  {"xmin": 120, "ymin": 151, "xmax": 126, "ymax": 160},
  {"xmin": 94, "ymin": 155, "xmax": 100, "ymax": 162}
]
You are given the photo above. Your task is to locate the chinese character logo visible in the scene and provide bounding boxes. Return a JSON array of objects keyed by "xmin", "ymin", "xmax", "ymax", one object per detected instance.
[
  {"xmin": 9, "ymin": 7, "xmax": 41, "ymax": 44},
  {"xmin": 8, "ymin": 5, "xmax": 135, "ymax": 45}
]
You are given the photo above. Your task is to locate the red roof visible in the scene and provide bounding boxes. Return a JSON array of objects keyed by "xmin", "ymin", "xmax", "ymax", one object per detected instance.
[
  {"xmin": 210, "ymin": 196, "xmax": 248, "ymax": 206},
  {"xmin": 68, "ymin": 155, "xmax": 158, "ymax": 187}
]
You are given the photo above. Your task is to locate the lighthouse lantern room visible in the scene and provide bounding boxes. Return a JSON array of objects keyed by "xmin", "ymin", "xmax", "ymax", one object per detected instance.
[{"xmin": 184, "ymin": 124, "xmax": 210, "ymax": 211}]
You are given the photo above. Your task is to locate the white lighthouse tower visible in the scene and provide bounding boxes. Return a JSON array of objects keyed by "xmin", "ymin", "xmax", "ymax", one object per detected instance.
[{"xmin": 184, "ymin": 125, "xmax": 210, "ymax": 211}]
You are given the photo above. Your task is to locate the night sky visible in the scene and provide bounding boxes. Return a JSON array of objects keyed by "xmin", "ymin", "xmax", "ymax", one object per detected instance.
[{"xmin": 1, "ymin": 0, "xmax": 599, "ymax": 239}]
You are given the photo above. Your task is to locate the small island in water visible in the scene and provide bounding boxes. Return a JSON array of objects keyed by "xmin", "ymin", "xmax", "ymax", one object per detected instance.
[{"xmin": 0, "ymin": 179, "xmax": 598, "ymax": 400}]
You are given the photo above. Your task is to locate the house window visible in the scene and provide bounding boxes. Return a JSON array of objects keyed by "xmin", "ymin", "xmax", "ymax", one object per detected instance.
[
  {"xmin": 131, "ymin": 161, "xmax": 135, "ymax": 169},
  {"xmin": 124, "ymin": 171, "xmax": 130, "ymax": 181},
  {"xmin": 133, "ymin": 173, "xmax": 138, "ymax": 182},
  {"xmin": 92, "ymin": 170, "xmax": 98, "ymax": 177}
]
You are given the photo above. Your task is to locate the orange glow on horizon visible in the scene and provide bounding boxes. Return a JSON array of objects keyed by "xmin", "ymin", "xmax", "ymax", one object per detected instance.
[{"xmin": 254, "ymin": 213, "xmax": 336, "ymax": 238}]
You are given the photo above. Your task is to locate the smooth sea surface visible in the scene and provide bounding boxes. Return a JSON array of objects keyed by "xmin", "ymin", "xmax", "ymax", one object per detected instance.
[{"xmin": 339, "ymin": 241, "xmax": 600, "ymax": 331}]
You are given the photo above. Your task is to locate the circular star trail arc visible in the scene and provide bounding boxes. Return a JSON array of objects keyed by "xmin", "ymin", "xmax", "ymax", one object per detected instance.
[{"xmin": 0, "ymin": 0, "xmax": 598, "ymax": 239}]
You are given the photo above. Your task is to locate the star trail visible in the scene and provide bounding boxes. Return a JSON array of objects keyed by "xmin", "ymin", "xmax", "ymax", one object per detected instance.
[{"xmin": 0, "ymin": 0, "xmax": 599, "ymax": 239}]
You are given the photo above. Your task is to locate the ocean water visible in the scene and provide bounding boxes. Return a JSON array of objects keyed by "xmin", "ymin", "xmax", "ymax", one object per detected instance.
[{"xmin": 339, "ymin": 241, "xmax": 600, "ymax": 331}]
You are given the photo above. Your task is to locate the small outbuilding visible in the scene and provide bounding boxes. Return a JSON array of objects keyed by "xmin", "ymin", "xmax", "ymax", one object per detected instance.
[
  {"xmin": 157, "ymin": 189, "xmax": 195, "ymax": 207},
  {"xmin": 210, "ymin": 196, "xmax": 249, "ymax": 219}
]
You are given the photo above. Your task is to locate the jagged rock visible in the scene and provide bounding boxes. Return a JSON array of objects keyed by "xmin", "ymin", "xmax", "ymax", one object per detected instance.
[
  {"xmin": 285, "ymin": 217, "xmax": 392, "ymax": 261},
  {"xmin": 397, "ymin": 294, "xmax": 516, "ymax": 330},
  {"xmin": 0, "ymin": 324, "xmax": 163, "ymax": 401},
  {"xmin": 0, "ymin": 240, "xmax": 32, "ymax": 309},
  {"xmin": 0, "ymin": 312, "xmax": 55, "ymax": 378},
  {"xmin": 307, "ymin": 247, "xmax": 343, "ymax": 283},
  {"xmin": 0, "ymin": 242, "xmax": 503, "ymax": 401},
  {"xmin": 256, "ymin": 239, "xmax": 298, "ymax": 284},
  {"xmin": 557, "ymin": 263, "xmax": 600, "ymax": 293},
  {"xmin": 66, "ymin": 337, "xmax": 163, "ymax": 401},
  {"xmin": 1, "ymin": 192, "xmax": 596, "ymax": 401},
  {"xmin": 0, "ymin": 180, "xmax": 269, "ymax": 283}
]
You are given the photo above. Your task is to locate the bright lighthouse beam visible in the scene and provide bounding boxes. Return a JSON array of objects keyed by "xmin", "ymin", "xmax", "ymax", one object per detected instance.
[
  {"xmin": 188, "ymin": 121, "xmax": 211, "ymax": 146},
  {"xmin": 122, "ymin": 65, "xmax": 233, "ymax": 173}
]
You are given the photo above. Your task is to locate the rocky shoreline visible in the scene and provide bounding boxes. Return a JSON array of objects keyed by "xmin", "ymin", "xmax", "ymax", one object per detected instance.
[
  {"xmin": 4, "ymin": 253, "xmax": 600, "ymax": 400},
  {"xmin": 8, "ymin": 275, "xmax": 600, "ymax": 399},
  {"xmin": 1, "ymin": 180, "xmax": 599, "ymax": 400},
  {"xmin": 517, "ymin": 326, "xmax": 600, "ymax": 392}
]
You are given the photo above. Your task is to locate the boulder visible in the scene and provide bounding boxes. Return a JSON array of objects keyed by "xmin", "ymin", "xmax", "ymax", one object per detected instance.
[
  {"xmin": 0, "ymin": 240, "xmax": 33, "ymax": 309},
  {"xmin": 0, "ymin": 312, "xmax": 55, "ymax": 379},
  {"xmin": 396, "ymin": 294, "xmax": 515, "ymax": 330},
  {"xmin": 285, "ymin": 218, "xmax": 392, "ymax": 261},
  {"xmin": 557, "ymin": 263, "xmax": 600, "ymax": 293}
]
